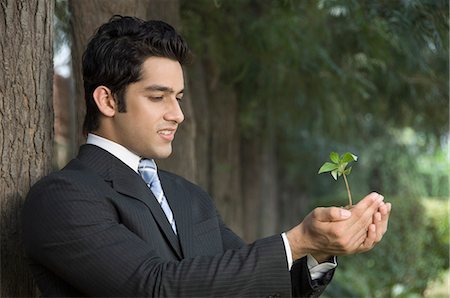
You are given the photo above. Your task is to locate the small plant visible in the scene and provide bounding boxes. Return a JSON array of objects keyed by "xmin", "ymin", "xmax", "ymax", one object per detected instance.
[{"xmin": 318, "ymin": 152, "xmax": 358, "ymax": 207}]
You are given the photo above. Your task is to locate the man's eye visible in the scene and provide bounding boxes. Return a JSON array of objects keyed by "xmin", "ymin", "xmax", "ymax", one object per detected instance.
[
  {"xmin": 149, "ymin": 96, "xmax": 163, "ymax": 101},
  {"xmin": 176, "ymin": 97, "xmax": 183, "ymax": 102}
]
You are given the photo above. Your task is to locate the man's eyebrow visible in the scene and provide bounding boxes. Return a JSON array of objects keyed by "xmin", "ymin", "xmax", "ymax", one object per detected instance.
[{"xmin": 144, "ymin": 85, "xmax": 184, "ymax": 94}]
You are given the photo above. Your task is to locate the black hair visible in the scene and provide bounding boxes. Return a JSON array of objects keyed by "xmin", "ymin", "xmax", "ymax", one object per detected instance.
[{"xmin": 82, "ymin": 15, "xmax": 191, "ymax": 133}]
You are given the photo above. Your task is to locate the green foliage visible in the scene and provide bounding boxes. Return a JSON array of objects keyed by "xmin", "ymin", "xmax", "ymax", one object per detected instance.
[
  {"xmin": 190, "ymin": 0, "xmax": 448, "ymax": 139},
  {"xmin": 322, "ymin": 196, "xmax": 449, "ymax": 298},
  {"xmin": 417, "ymin": 145, "xmax": 450, "ymax": 197},
  {"xmin": 182, "ymin": 0, "xmax": 448, "ymax": 196},
  {"xmin": 319, "ymin": 151, "xmax": 358, "ymax": 206},
  {"xmin": 424, "ymin": 198, "xmax": 450, "ymax": 260},
  {"xmin": 318, "ymin": 151, "xmax": 358, "ymax": 180}
]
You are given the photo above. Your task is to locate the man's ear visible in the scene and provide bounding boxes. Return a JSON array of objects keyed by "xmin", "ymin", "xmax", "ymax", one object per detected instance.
[{"xmin": 92, "ymin": 86, "xmax": 116, "ymax": 117}]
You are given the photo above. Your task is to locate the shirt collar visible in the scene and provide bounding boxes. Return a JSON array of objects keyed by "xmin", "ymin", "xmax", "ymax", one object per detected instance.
[{"xmin": 86, "ymin": 133, "xmax": 151, "ymax": 173}]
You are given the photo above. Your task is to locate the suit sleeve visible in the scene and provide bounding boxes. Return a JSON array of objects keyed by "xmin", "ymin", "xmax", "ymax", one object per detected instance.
[
  {"xmin": 290, "ymin": 258, "xmax": 335, "ymax": 298},
  {"xmin": 23, "ymin": 175, "xmax": 292, "ymax": 297},
  {"xmin": 214, "ymin": 205, "xmax": 335, "ymax": 298}
]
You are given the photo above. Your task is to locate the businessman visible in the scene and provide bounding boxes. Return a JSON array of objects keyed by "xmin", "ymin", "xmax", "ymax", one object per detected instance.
[{"xmin": 23, "ymin": 16, "xmax": 391, "ymax": 297}]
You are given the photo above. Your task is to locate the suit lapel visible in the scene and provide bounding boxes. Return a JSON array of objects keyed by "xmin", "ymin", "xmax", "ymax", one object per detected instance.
[
  {"xmin": 159, "ymin": 171, "xmax": 195, "ymax": 259},
  {"xmin": 77, "ymin": 145, "xmax": 182, "ymax": 259}
]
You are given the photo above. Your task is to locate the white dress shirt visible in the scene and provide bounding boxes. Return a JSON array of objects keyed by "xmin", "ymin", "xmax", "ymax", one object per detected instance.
[{"xmin": 86, "ymin": 133, "xmax": 336, "ymax": 280}]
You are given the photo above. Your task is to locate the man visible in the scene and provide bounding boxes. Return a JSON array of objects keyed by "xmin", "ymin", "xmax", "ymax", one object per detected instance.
[{"xmin": 23, "ymin": 16, "xmax": 391, "ymax": 297}]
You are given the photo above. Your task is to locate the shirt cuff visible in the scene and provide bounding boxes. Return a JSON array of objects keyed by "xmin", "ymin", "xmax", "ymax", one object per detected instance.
[
  {"xmin": 281, "ymin": 232, "xmax": 293, "ymax": 270},
  {"xmin": 307, "ymin": 254, "xmax": 337, "ymax": 280},
  {"xmin": 281, "ymin": 233, "xmax": 337, "ymax": 280}
]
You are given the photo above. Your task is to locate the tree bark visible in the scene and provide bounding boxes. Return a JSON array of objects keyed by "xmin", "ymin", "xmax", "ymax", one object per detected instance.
[
  {"xmin": 0, "ymin": 0, "xmax": 54, "ymax": 297},
  {"xmin": 241, "ymin": 114, "xmax": 279, "ymax": 241},
  {"xmin": 209, "ymin": 82, "xmax": 243, "ymax": 236},
  {"xmin": 185, "ymin": 61, "xmax": 210, "ymax": 190}
]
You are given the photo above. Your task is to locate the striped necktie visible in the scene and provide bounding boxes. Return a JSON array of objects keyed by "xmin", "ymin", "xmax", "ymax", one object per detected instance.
[{"xmin": 138, "ymin": 158, "xmax": 177, "ymax": 234}]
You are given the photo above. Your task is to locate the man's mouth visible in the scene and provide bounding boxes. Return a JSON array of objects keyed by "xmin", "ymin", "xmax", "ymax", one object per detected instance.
[
  {"xmin": 159, "ymin": 130, "xmax": 174, "ymax": 135},
  {"xmin": 157, "ymin": 129, "xmax": 176, "ymax": 141}
]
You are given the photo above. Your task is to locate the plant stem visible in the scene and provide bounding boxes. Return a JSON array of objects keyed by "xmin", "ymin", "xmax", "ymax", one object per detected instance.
[{"xmin": 343, "ymin": 174, "xmax": 352, "ymax": 207}]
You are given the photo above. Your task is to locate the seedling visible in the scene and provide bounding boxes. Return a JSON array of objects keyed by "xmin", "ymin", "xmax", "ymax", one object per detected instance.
[{"xmin": 318, "ymin": 152, "xmax": 358, "ymax": 207}]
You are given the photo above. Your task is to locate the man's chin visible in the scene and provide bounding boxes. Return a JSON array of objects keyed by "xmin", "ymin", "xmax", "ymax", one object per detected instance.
[{"xmin": 153, "ymin": 148, "xmax": 173, "ymax": 160}]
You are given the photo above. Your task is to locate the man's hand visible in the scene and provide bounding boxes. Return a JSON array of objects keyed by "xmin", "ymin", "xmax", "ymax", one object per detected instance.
[
  {"xmin": 366, "ymin": 200, "xmax": 391, "ymax": 248},
  {"xmin": 286, "ymin": 192, "xmax": 391, "ymax": 262}
]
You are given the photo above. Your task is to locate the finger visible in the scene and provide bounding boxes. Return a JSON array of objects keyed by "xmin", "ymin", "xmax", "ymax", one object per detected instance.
[
  {"xmin": 376, "ymin": 202, "xmax": 391, "ymax": 238},
  {"xmin": 373, "ymin": 211, "xmax": 383, "ymax": 242},
  {"xmin": 360, "ymin": 224, "xmax": 376, "ymax": 251},
  {"xmin": 347, "ymin": 211, "xmax": 376, "ymax": 249},
  {"xmin": 381, "ymin": 202, "xmax": 392, "ymax": 219},
  {"xmin": 352, "ymin": 229, "xmax": 368, "ymax": 251},
  {"xmin": 349, "ymin": 224, "xmax": 373, "ymax": 253},
  {"xmin": 378, "ymin": 202, "xmax": 387, "ymax": 214},
  {"xmin": 357, "ymin": 198, "xmax": 382, "ymax": 228},
  {"xmin": 359, "ymin": 194, "xmax": 385, "ymax": 225},
  {"xmin": 313, "ymin": 207, "xmax": 352, "ymax": 222},
  {"xmin": 374, "ymin": 211, "xmax": 382, "ymax": 223},
  {"xmin": 346, "ymin": 198, "xmax": 382, "ymax": 243},
  {"xmin": 354, "ymin": 193, "xmax": 384, "ymax": 214},
  {"xmin": 348, "ymin": 201, "xmax": 389, "ymax": 253}
]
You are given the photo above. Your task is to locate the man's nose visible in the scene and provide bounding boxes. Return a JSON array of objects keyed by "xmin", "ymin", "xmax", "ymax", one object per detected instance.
[{"xmin": 164, "ymin": 97, "xmax": 184, "ymax": 124}]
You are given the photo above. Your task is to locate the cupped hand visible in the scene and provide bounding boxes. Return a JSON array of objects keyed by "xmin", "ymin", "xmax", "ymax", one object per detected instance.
[
  {"xmin": 286, "ymin": 192, "xmax": 388, "ymax": 261},
  {"xmin": 360, "ymin": 200, "xmax": 391, "ymax": 251}
]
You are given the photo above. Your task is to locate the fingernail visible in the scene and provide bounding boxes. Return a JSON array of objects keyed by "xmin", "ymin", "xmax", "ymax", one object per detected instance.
[
  {"xmin": 377, "ymin": 195, "xmax": 384, "ymax": 203},
  {"xmin": 340, "ymin": 209, "xmax": 351, "ymax": 218},
  {"xmin": 370, "ymin": 192, "xmax": 379, "ymax": 202}
]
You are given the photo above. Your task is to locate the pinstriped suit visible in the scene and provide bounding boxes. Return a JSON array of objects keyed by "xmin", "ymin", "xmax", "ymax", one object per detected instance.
[{"xmin": 23, "ymin": 145, "xmax": 333, "ymax": 297}]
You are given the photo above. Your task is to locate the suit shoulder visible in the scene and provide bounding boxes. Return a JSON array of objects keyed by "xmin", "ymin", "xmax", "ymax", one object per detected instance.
[{"xmin": 26, "ymin": 158, "xmax": 104, "ymax": 202}]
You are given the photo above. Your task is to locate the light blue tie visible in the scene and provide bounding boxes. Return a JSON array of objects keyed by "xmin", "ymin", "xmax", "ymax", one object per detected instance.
[{"xmin": 138, "ymin": 159, "xmax": 177, "ymax": 234}]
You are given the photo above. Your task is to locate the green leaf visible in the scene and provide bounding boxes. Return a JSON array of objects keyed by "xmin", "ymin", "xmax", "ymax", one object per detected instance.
[
  {"xmin": 318, "ymin": 162, "xmax": 339, "ymax": 174},
  {"xmin": 331, "ymin": 170, "xmax": 338, "ymax": 180},
  {"xmin": 344, "ymin": 166, "xmax": 352, "ymax": 175},
  {"xmin": 330, "ymin": 152, "xmax": 340, "ymax": 163},
  {"xmin": 341, "ymin": 152, "xmax": 358, "ymax": 163},
  {"xmin": 338, "ymin": 162, "xmax": 348, "ymax": 173}
]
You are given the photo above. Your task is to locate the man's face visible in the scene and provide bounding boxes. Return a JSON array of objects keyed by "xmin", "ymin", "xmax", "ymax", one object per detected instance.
[{"xmin": 110, "ymin": 56, "xmax": 185, "ymax": 159}]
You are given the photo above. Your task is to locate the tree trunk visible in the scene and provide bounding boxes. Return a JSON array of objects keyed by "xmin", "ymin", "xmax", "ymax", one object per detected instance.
[
  {"xmin": 241, "ymin": 134, "xmax": 279, "ymax": 241},
  {"xmin": 186, "ymin": 61, "xmax": 210, "ymax": 190},
  {"xmin": 209, "ymin": 82, "xmax": 243, "ymax": 236},
  {"xmin": 0, "ymin": 0, "xmax": 54, "ymax": 297}
]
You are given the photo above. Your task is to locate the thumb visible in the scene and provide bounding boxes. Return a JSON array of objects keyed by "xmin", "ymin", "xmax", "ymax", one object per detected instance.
[{"xmin": 313, "ymin": 206, "xmax": 352, "ymax": 222}]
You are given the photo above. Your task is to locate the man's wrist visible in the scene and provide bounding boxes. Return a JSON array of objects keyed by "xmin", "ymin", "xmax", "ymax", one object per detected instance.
[
  {"xmin": 285, "ymin": 226, "xmax": 308, "ymax": 261},
  {"xmin": 311, "ymin": 253, "xmax": 332, "ymax": 264}
]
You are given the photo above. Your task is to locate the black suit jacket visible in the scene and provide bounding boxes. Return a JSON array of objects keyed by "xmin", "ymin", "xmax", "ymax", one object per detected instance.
[{"xmin": 23, "ymin": 145, "xmax": 333, "ymax": 297}]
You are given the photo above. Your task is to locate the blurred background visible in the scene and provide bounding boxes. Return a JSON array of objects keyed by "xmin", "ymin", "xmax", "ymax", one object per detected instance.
[{"xmin": 53, "ymin": 0, "xmax": 449, "ymax": 297}]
